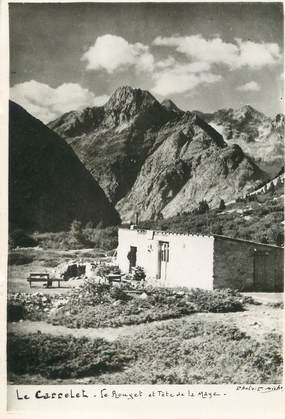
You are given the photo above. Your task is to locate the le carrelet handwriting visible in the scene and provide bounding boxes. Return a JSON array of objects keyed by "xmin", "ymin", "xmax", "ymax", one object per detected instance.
[{"xmin": 16, "ymin": 389, "xmax": 89, "ymax": 400}]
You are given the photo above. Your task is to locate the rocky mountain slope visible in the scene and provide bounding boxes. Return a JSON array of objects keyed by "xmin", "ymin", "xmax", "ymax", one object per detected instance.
[
  {"xmin": 9, "ymin": 101, "xmax": 120, "ymax": 232},
  {"xmin": 48, "ymin": 87, "xmax": 270, "ymax": 222},
  {"xmin": 117, "ymin": 113, "xmax": 267, "ymax": 221},
  {"xmin": 48, "ymin": 86, "xmax": 178, "ymax": 203},
  {"xmin": 202, "ymin": 105, "xmax": 284, "ymax": 177}
]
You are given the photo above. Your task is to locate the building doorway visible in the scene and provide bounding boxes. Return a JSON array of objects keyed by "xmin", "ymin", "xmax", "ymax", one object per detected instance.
[
  {"xmin": 158, "ymin": 241, "xmax": 169, "ymax": 280},
  {"xmin": 127, "ymin": 246, "xmax": 137, "ymax": 273}
]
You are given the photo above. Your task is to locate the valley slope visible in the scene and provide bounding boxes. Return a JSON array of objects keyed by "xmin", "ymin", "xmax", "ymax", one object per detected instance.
[{"xmin": 9, "ymin": 101, "xmax": 120, "ymax": 232}]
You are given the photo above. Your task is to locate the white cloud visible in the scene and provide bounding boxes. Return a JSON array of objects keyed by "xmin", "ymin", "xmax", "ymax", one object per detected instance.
[
  {"xmin": 181, "ymin": 61, "xmax": 212, "ymax": 73},
  {"xmin": 81, "ymin": 34, "xmax": 154, "ymax": 73},
  {"xmin": 235, "ymin": 39, "xmax": 282, "ymax": 69},
  {"xmin": 153, "ymin": 35, "xmax": 281, "ymax": 69},
  {"xmin": 237, "ymin": 81, "xmax": 261, "ymax": 91},
  {"xmin": 155, "ymin": 56, "xmax": 177, "ymax": 69},
  {"xmin": 10, "ymin": 80, "xmax": 105, "ymax": 123},
  {"xmin": 152, "ymin": 62, "xmax": 221, "ymax": 96},
  {"xmin": 154, "ymin": 35, "xmax": 238, "ymax": 67}
]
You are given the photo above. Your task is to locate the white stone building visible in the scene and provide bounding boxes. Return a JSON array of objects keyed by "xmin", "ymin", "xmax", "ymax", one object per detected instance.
[{"xmin": 117, "ymin": 226, "xmax": 284, "ymax": 291}]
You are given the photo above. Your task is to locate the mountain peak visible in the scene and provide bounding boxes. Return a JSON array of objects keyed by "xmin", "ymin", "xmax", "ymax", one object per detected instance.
[
  {"xmin": 237, "ymin": 104, "xmax": 265, "ymax": 119},
  {"xmin": 105, "ymin": 85, "xmax": 158, "ymax": 112},
  {"xmin": 240, "ymin": 104, "xmax": 255, "ymax": 112},
  {"xmin": 161, "ymin": 99, "xmax": 183, "ymax": 114}
]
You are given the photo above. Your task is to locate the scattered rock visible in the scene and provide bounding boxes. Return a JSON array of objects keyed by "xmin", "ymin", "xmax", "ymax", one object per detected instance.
[
  {"xmin": 139, "ymin": 292, "xmax": 149, "ymax": 300},
  {"xmin": 49, "ymin": 308, "xmax": 58, "ymax": 316}
]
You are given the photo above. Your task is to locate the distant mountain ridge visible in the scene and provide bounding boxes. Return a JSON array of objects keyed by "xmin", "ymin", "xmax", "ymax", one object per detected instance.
[
  {"xmin": 201, "ymin": 105, "xmax": 284, "ymax": 177},
  {"xmin": 47, "ymin": 86, "xmax": 272, "ymax": 222},
  {"xmin": 9, "ymin": 101, "xmax": 120, "ymax": 232}
]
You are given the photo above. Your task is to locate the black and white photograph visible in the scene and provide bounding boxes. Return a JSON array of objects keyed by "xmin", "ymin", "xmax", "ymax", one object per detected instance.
[{"xmin": 5, "ymin": 0, "xmax": 284, "ymax": 391}]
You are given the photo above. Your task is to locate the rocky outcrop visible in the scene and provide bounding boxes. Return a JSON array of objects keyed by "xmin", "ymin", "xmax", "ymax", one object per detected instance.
[{"xmin": 9, "ymin": 101, "xmax": 120, "ymax": 232}]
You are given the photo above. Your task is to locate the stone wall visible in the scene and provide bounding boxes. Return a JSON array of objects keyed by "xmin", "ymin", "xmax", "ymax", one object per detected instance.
[{"xmin": 213, "ymin": 237, "xmax": 284, "ymax": 291}]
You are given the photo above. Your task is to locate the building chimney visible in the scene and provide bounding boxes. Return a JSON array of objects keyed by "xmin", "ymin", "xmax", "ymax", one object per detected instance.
[{"xmin": 135, "ymin": 212, "xmax": 139, "ymax": 225}]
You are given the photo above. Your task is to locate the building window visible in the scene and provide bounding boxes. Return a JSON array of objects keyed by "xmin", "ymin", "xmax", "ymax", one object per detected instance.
[{"xmin": 160, "ymin": 241, "xmax": 169, "ymax": 262}]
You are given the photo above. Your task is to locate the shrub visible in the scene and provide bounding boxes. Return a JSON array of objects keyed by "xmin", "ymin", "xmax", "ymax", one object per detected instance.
[
  {"xmin": 9, "ymin": 230, "xmax": 38, "ymax": 248},
  {"xmin": 130, "ymin": 266, "xmax": 146, "ymax": 281},
  {"xmin": 68, "ymin": 281, "xmax": 113, "ymax": 307},
  {"xmin": 96, "ymin": 322, "xmax": 283, "ymax": 384},
  {"xmin": 212, "ymin": 224, "xmax": 223, "ymax": 235},
  {"xmin": 48, "ymin": 287, "xmax": 244, "ymax": 329},
  {"xmin": 69, "ymin": 220, "xmax": 95, "ymax": 247},
  {"xmin": 35, "ymin": 231, "xmax": 78, "ymax": 250},
  {"xmin": 70, "ymin": 220, "xmax": 84, "ymax": 241},
  {"xmin": 7, "ymin": 302, "xmax": 27, "ymax": 322},
  {"xmin": 196, "ymin": 200, "xmax": 209, "ymax": 214},
  {"xmin": 85, "ymin": 221, "xmax": 94, "ymax": 229},
  {"xmin": 95, "ymin": 264, "xmax": 120, "ymax": 279},
  {"xmin": 8, "ymin": 252, "xmax": 34, "ymax": 265},
  {"xmin": 109, "ymin": 287, "xmax": 131, "ymax": 302},
  {"xmin": 186, "ymin": 288, "xmax": 244, "ymax": 312},
  {"xmin": 84, "ymin": 226, "xmax": 118, "ymax": 250},
  {"xmin": 266, "ymin": 301, "xmax": 284, "ymax": 309},
  {"xmin": 34, "ymin": 226, "xmax": 118, "ymax": 251},
  {"xmin": 7, "ymin": 293, "xmax": 66, "ymax": 322},
  {"xmin": 7, "ymin": 333, "xmax": 133, "ymax": 379},
  {"xmin": 48, "ymin": 301, "xmax": 197, "ymax": 329}
]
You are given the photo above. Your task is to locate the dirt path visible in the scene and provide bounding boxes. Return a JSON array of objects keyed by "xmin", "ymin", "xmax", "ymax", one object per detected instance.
[
  {"xmin": 8, "ymin": 319, "xmax": 148, "ymax": 341},
  {"xmin": 8, "ymin": 304, "xmax": 283, "ymax": 341}
]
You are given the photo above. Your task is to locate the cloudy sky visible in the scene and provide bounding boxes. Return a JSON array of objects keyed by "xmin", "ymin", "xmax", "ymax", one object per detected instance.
[{"xmin": 10, "ymin": 2, "xmax": 283, "ymax": 123}]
